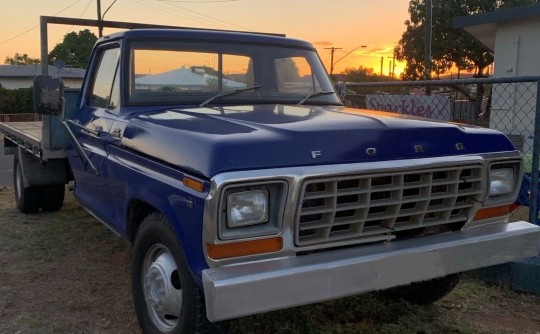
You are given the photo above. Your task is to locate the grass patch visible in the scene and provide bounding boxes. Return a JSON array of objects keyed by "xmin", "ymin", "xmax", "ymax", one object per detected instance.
[{"xmin": 23, "ymin": 216, "xmax": 69, "ymax": 261}]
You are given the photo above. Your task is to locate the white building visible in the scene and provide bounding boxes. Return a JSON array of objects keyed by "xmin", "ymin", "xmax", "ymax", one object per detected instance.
[
  {"xmin": 454, "ymin": 3, "xmax": 540, "ymax": 154},
  {"xmin": 135, "ymin": 67, "xmax": 246, "ymax": 91},
  {"xmin": 0, "ymin": 65, "xmax": 85, "ymax": 89}
]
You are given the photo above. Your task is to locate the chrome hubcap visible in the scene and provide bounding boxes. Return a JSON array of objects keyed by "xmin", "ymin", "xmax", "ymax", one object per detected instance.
[{"xmin": 143, "ymin": 245, "xmax": 182, "ymax": 332}]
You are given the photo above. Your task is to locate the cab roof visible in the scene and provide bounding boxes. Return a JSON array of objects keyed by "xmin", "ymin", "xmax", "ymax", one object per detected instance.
[{"xmin": 99, "ymin": 28, "xmax": 315, "ymax": 50}]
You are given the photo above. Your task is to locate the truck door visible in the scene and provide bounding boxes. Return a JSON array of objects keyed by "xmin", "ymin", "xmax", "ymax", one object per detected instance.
[{"xmin": 67, "ymin": 45, "xmax": 120, "ymax": 222}]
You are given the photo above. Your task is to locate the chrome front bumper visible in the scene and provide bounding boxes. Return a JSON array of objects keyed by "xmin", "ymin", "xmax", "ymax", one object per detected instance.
[{"xmin": 202, "ymin": 221, "xmax": 540, "ymax": 322}]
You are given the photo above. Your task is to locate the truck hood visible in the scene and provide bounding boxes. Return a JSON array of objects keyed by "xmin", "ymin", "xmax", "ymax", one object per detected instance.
[{"xmin": 121, "ymin": 104, "xmax": 515, "ymax": 178}]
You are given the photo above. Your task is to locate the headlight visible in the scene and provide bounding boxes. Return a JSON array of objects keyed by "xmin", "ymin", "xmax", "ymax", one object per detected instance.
[
  {"xmin": 485, "ymin": 161, "xmax": 521, "ymax": 205},
  {"xmin": 227, "ymin": 190, "xmax": 268, "ymax": 227},
  {"xmin": 489, "ymin": 168, "xmax": 514, "ymax": 196},
  {"xmin": 219, "ymin": 181, "xmax": 287, "ymax": 240}
]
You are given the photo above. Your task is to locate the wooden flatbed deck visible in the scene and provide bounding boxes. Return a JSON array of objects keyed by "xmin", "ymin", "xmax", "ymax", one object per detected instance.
[{"xmin": 0, "ymin": 121, "xmax": 42, "ymax": 142}]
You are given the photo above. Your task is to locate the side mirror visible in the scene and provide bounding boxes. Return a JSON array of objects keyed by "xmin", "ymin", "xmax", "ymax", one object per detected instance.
[{"xmin": 33, "ymin": 75, "xmax": 64, "ymax": 116}]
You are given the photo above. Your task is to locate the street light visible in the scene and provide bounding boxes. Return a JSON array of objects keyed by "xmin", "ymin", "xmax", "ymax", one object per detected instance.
[
  {"xmin": 333, "ymin": 45, "xmax": 368, "ymax": 67},
  {"xmin": 327, "ymin": 45, "xmax": 367, "ymax": 77}
]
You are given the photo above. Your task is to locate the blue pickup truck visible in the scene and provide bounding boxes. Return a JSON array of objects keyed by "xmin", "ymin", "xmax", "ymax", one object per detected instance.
[{"xmin": 1, "ymin": 28, "xmax": 539, "ymax": 334}]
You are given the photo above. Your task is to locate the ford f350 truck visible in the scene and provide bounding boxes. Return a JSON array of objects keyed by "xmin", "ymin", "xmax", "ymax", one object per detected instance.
[{"xmin": 1, "ymin": 27, "xmax": 540, "ymax": 334}]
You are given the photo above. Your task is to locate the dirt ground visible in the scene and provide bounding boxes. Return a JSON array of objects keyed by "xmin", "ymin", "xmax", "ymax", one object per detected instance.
[{"xmin": 0, "ymin": 186, "xmax": 539, "ymax": 334}]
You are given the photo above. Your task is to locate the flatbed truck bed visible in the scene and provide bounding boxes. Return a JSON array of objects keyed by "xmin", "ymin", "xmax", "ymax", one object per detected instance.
[{"xmin": 0, "ymin": 118, "xmax": 67, "ymax": 160}]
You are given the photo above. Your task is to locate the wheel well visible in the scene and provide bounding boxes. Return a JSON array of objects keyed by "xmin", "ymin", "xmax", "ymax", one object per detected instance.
[{"xmin": 126, "ymin": 199, "xmax": 158, "ymax": 244}]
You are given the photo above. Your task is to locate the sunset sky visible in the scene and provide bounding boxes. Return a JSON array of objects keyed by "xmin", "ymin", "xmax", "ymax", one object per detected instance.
[{"xmin": 0, "ymin": 0, "xmax": 410, "ymax": 76}]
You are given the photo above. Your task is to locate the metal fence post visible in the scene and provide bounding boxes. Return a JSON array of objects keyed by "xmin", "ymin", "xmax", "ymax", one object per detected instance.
[{"xmin": 529, "ymin": 80, "xmax": 540, "ymax": 223}]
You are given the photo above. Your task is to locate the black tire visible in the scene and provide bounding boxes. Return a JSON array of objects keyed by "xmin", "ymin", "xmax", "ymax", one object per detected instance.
[
  {"xmin": 384, "ymin": 274, "xmax": 460, "ymax": 305},
  {"xmin": 132, "ymin": 212, "xmax": 228, "ymax": 334},
  {"xmin": 13, "ymin": 154, "xmax": 41, "ymax": 214},
  {"xmin": 40, "ymin": 184, "xmax": 65, "ymax": 212}
]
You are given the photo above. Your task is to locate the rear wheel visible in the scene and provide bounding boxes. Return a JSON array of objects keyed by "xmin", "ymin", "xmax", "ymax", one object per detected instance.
[
  {"xmin": 384, "ymin": 274, "xmax": 460, "ymax": 305},
  {"xmin": 13, "ymin": 154, "xmax": 41, "ymax": 214},
  {"xmin": 132, "ymin": 212, "xmax": 227, "ymax": 334},
  {"xmin": 40, "ymin": 184, "xmax": 65, "ymax": 212}
]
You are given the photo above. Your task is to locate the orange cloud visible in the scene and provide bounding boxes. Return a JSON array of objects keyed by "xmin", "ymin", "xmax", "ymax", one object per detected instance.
[{"xmin": 313, "ymin": 41, "xmax": 333, "ymax": 46}]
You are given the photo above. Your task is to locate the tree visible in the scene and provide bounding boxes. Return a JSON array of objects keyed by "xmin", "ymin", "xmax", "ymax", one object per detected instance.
[
  {"xmin": 341, "ymin": 66, "xmax": 380, "ymax": 82},
  {"xmin": 48, "ymin": 29, "xmax": 98, "ymax": 69},
  {"xmin": 395, "ymin": 0, "xmax": 536, "ymax": 80},
  {"xmin": 4, "ymin": 53, "xmax": 40, "ymax": 65},
  {"xmin": 0, "ymin": 87, "xmax": 33, "ymax": 114},
  {"xmin": 275, "ymin": 58, "xmax": 300, "ymax": 82}
]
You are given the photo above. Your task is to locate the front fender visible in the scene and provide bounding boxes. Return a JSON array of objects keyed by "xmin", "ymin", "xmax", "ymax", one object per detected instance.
[{"xmin": 107, "ymin": 145, "xmax": 210, "ymax": 286}]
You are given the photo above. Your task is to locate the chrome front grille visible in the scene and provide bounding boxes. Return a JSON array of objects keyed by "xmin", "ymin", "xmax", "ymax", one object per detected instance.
[{"xmin": 295, "ymin": 165, "xmax": 484, "ymax": 247}]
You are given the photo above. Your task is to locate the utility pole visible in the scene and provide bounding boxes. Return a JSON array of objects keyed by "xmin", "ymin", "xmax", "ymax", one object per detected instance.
[
  {"xmin": 324, "ymin": 47, "xmax": 342, "ymax": 78},
  {"xmin": 97, "ymin": 0, "xmax": 103, "ymax": 37},
  {"xmin": 424, "ymin": 0, "xmax": 432, "ymax": 81},
  {"xmin": 380, "ymin": 56, "xmax": 383, "ymax": 76},
  {"xmin": 387, "ymin": 54, "xmax": 396, "ymax": 78},
  {"xmin": 96, "ymin": 0, "xmax": 118, "ymax": 38}
]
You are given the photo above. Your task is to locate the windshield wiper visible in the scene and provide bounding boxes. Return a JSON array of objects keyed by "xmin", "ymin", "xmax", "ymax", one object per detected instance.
[
  {"xmin": 199, "ymin": 85, "xmax": 263, "ymax": 107},
  {"xmin": 297, "ymin": 91, "xmax": 336, "ymax": 105}
]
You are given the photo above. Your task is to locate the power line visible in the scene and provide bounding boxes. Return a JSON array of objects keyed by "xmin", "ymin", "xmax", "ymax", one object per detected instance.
[
  {"xmin": 129, "ymin": 0, "xmax": 218, "ymax": 27},
  {"xmin": 64, "ymin": 0, "xmax": 94, "ymax": 35},
  {"xmin": 158, "ymin": 0, "xmax": 238, "ymax": 2},
  {"xmin": 0, "ymin": 0, "xmax": 84, "ymax": 46},
  {"xmin": 128, "ymin": 0, "xmax": 251, "ymax": 30}
]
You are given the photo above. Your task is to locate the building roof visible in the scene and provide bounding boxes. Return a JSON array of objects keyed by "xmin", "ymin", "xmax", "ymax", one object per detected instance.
[
  {"xmin": 136, "ymin": 67, "xmax": 246, "ymax": 88},
  {"xmin": 0, "ymin": 65, "xmax": 85, "ymax": 79},
  {"xmin": 453, "ymin": 3, "xmax": 540, "ymax": 51}
]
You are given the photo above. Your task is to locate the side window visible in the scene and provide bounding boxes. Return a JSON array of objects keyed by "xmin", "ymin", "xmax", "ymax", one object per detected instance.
[
  {"xmin": 89, "ymin": 47, "xmax": 120, "ymax": 108},
  {"xmin": 274, "ymin": 57, "xmax": 320, "ymax": 94}
]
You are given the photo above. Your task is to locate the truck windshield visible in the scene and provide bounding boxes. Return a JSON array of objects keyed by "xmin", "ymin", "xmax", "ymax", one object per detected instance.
[{"xmin": 127, "ymin": 41, "xmax": 341, "ymax": 107}]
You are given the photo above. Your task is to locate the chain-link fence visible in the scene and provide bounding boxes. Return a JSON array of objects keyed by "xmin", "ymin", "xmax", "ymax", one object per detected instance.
[{"xmin": 339, "ymin": 76, "xmax": 540, "ymax": 224}]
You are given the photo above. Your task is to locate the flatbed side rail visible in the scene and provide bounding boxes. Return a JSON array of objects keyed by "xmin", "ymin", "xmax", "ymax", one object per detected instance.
[
  {"xmin": 0, "ymin": 114, "xmax": 42, "ymax": 122},
  {"xmin": 0, "ymin": 121, "xmax": 42, "ymax": 157}
]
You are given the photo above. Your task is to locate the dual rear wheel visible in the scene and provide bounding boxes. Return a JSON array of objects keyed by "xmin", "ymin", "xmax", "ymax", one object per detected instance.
[{"xmin": 13, "ymin": 153, "xmax": 65, "ymax": 213}]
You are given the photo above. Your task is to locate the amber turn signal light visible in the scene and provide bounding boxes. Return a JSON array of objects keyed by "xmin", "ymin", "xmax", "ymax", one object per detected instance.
[
  {"xmin": 183, "ymin": 176, "xmax": 204, "ymax": 192},
  {"xmin": 206, "ymin": 237, "xmax": 283, "ymax": 259},
  {"xmin": 473, "ymin": 205, "xmax": 510, "ymax": 221}
]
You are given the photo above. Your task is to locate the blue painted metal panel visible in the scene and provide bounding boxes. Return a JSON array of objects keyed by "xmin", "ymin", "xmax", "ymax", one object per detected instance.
[
  {"xmin": 120, "ymin": 105, "xmax": 515, "ymax": 178},
  {"xmin": 106, "ymin": 144, "xmax": 209, "ymax": 286}
]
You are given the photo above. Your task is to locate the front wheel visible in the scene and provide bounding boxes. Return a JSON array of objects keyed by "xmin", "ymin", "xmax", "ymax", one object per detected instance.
[{"xmin": 132, "ymin": 212, "xmax": 227, "ymax": 334}]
